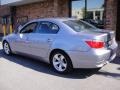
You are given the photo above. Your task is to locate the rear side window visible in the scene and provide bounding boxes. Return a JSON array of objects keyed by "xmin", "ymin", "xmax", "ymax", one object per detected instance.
[
  {"xmin": 64, "ymin": 20, "xmax": 97, "ymax": 32},
  {"xmin": 36, "ymin": 21, "xmax": 59, "ymax": 34}
]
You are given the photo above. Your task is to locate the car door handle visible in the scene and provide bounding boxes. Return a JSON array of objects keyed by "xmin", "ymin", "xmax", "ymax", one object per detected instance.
[
  {"xmin": 25, "ymin": 40, "xmax": 31, "ymax": 43},
  {"xmin": 47, "ymin": 39, "xmax": 52, "ymax": 42}
]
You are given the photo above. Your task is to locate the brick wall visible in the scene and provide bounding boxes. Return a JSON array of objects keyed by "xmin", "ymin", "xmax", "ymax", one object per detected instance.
[
  {"xmin": 0, "ymin": 5, "xmax": 10, "ymax": 17},
  {"xmin": 0, "ymin": 0, "xmax": 119, "ymax": 37},
  {"xmin": 15, "ymin": 0, "xmax": 69, "ymax": 25},
  {"xmin": 0, "ymin": 0, "xmax": 70, "ymax": 34},
  {"xmin": 0, "ymin": 6, "xmax": 11, "ymax": 34},
  {"xmin": 105, "ymin": 0, "xmax": 117, "ymax": 31}
]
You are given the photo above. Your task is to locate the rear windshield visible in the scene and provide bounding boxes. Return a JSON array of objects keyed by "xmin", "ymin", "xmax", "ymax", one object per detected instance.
[{"xmin": 64, "ymin": 20, "xmax": 97, "ymax": 32}]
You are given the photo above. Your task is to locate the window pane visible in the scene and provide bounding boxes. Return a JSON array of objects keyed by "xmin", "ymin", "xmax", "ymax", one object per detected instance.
[
  {"xmin": 64, "ymin": 20, "xmax": 96, "ymax": 32},
  {"xmin": 37, "ymin": 22, "xmax": 59, "ymax": 34},
  {"xmin": 71, "ymin": 0, "xmax": 105, "ymax": 29},
  {"xmin": 20, "ymin": 23, "xmax": 37, "ymax": 33}
]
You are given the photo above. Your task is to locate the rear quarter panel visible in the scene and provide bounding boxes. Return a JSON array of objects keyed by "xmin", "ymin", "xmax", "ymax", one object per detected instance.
[{"xmin": 50, "ymin": 34, "xmax": 90, "ymax": 52}]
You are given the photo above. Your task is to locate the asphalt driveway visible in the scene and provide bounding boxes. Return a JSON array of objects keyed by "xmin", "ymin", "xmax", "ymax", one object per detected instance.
[{"xmin": 0, "ymin": 43, "xmax": 120, "ymax": 90}]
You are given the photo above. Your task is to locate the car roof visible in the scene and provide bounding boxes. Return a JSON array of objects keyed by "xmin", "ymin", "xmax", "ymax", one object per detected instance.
[{"xmin": 31, "ymin": 18, "xmax": 77, "ymax": 23}]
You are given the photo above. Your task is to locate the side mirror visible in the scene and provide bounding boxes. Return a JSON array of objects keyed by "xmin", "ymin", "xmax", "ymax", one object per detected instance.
[{"xmin": 18, "ymin": 25, "xmax": 23, "ymax": 32}]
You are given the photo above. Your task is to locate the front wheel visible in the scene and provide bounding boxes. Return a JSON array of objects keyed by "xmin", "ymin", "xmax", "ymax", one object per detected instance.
[
  {"xmin": 50, "ymin": 51, "xmax": 73, "ymax": 74},
  {"xmin": 3, "ymin": 41, "xmax": 12, "ymax": 55}
]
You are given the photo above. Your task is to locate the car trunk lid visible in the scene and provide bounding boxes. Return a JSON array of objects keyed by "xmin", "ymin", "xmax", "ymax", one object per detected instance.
[{"xmin": 77, "ymin": 29, "xmax": 115, "ymax": 48}]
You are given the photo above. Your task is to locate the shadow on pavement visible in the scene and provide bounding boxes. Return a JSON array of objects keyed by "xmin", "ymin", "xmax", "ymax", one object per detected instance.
[
  {"xmin": 96, "ymin": 70, "xmax": 120, "ymax": 79},
  {"xmin": 111, "ymin": 57, "xmax": 120, "ymax": 65},
  {"xmin": 118, "ymin": 68, "xmax": 120, "ymax": 70},
  {"xmin": 0, "ymin": 49, "xmax": 96, "ymax": 79},
  {"xmin": 0, "ymin": 49, "xmax": 120, "ymax": 79}
]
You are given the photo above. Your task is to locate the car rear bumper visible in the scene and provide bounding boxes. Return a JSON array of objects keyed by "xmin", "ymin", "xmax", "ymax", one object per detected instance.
[{"xmin": 66, "ymin": 43, "xmax": 118, "ymax": 69}]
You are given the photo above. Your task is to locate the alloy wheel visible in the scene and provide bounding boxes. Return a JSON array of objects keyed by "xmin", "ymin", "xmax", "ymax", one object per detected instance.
[
  {"xmin": 3, "ymin": 42, "xmax": 11, "ymax": 55},
  {"xmin": 52, "ymin": 54, "xmax": 67, "ymax": 72}
]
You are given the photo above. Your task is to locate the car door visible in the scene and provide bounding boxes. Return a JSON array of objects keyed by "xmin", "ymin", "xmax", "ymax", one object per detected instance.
[
  {"xmin": 26, "ymin": 21, "xmax": 59, "ymax": 59},
  {"xmin": 13, "ymin": 22, "xmax": 38, "ymax": 54}
]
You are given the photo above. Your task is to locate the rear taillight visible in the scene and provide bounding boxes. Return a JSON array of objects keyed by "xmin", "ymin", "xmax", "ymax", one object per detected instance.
[{"xmin": 85, "ymin": 40, "xmax": 105, "ymax": 49}]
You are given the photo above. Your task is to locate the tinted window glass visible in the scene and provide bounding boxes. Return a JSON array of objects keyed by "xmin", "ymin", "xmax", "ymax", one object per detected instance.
[
  {"xmin": 37, "ymin": 22, "xmax": 59, "ymax": 34},
  {"xmin": 20, "ymin": 22, "xmax": 38, "ymax": 33},
  {"xmin": 64, "ymin": 20, "xmax": 97, "ymax": 32}
]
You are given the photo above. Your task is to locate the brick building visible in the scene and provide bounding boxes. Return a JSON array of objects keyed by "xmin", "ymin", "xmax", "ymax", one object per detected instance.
[
  {"xmin": 0, "ymin": 0, "xmax": 119, "ymax": 40},
  {"xmin": 0, "ymin": 0, "xmax": 70, "ymax": 34}
]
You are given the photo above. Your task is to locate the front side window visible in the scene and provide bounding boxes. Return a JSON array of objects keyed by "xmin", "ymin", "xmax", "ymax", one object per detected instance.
[
  {"xmin": 64, "ymin": 20, "xmax": 97, "ymax": 32},
  {"xmin": 20, "ymin": 22, "xmax": 38, "ymax": 33},
  {"xmin": 36, "ymin": 21, "xmax": 59, "ymax": 34}
]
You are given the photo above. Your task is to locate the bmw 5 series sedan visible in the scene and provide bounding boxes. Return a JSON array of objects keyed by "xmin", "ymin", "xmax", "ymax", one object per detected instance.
[{"xmin": 2, "ymin": 18, "xmax": 118, "ymax": 73}]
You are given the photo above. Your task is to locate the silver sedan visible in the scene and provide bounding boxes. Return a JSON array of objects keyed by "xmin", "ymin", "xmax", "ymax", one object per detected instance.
[{"xmin": 2, "ymin": 18, "xmax": 118, "ymax": 73}]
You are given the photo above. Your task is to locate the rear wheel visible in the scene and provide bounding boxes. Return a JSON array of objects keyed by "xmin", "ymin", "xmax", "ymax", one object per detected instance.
[
  {"xmin": 3, "ymin": 41, "xmax": 12, "ymax": 55},
  {"xmin": 50, "ymin": 51, "xmax": 73, "ymax": 74}
]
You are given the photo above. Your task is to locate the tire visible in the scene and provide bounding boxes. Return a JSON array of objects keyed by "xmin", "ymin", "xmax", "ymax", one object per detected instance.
[
  {"xmin": 50, "ymin": 51, "xmax": 73, "ymax": 74},
  {"xmin": 3, "ymin": 41, "xmax": 12, "ymax": 55}
]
